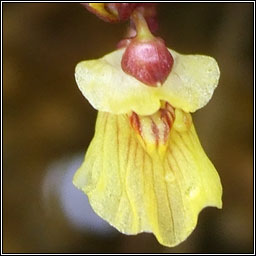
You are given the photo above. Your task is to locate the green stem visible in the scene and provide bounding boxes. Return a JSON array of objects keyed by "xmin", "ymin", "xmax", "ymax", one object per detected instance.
[{"xmin": 131, "ymin": 9, "xmax": 154, "ymax": 41}]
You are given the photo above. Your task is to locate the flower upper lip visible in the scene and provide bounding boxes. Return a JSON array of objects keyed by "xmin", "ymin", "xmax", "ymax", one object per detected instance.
[{"xmin": 75, "ymin": 48, "xmax": 220, "ymax": 116}]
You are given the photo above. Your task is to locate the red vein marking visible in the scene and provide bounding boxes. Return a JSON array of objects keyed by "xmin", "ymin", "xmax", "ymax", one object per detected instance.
[
  {"xmin": 150, "ymin": 118, "xmax": 159, "ymax": 145},
  {"xmin": 129, "ymin": 112, "xmax": 141, "ymax": 135}
]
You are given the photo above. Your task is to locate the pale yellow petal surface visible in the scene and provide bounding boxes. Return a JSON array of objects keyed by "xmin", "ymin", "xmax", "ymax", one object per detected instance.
[
  {"xmin": 75, "ymin": 49, "xmax": 220, "ymax": 115},
  {"xmin": 73, "ymin": 110, "xmax": 222, "ymax": 247}
]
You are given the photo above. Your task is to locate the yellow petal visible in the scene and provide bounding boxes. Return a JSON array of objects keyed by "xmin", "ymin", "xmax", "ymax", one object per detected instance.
[
  {"xmin": 75, "ymin": 49, "xmax": 220, "ymax": 115},
  {"xmin": 73, "ymin": 110, "xmax": 222, "ymax": 247}
]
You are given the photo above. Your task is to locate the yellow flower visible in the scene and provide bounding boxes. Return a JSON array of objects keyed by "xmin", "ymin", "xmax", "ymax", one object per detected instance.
[{"xmin": 73, "ymin": 48, "xmax": 222, "ymax": 247}]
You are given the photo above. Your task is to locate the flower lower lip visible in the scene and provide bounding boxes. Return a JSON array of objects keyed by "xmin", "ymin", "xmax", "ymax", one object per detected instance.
[{"xmin": 73, "ymin": 109, "xmax": 222, "ymax": 247}]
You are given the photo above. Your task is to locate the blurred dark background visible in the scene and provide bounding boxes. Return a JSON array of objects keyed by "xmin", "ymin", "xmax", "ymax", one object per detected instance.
[{"xmin": 3, "ymin": 2, "xmax": 253, "ymax": 253}]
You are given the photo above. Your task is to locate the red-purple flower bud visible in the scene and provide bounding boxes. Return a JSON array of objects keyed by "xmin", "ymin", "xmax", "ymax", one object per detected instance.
[
  {"xmin": 121, "ymin": 37, "xmax": 173, "ymax": 87},
  {"xmin": 121, "ymin": 10, "xmax": 173, "ymax": 87}
]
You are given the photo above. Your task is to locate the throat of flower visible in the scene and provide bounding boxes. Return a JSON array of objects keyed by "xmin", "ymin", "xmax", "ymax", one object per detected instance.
[{"xmin": 129, "ymin": 102, "xmax": 175, "ymax": 157}]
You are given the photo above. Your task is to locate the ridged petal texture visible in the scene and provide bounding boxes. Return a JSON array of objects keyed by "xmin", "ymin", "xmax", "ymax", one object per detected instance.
[
  {"xmin": 75, "ymin": 48, "xmax": 220, "ymax": 115},
  {"xmin": 73, "ymin": 109, "xmax": 222, "ymax": 247}
]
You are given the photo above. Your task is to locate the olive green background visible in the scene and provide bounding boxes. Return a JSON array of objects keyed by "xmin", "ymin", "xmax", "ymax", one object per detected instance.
[{"xmin": 3, "ymin": 2, "xmax": 253, "ymax": 253}]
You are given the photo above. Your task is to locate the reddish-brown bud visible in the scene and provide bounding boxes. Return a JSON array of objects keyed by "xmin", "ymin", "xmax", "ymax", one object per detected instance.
[
  {"xmin": 121, "ymin": 37, "xmax": 173, "ymax": 86},
  {"xmin": 121, "ymin": 9, "xmax": 173, "ymax": 87}
]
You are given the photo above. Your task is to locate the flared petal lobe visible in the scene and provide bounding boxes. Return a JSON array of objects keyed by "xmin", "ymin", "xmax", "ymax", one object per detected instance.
[
  {"xmin": 75, "ymin": 48, "xmax": 220, "ymax": 115},
  {"xmin": 73, "ymin": 109, "xmax": 222, "ymax": 247}
]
